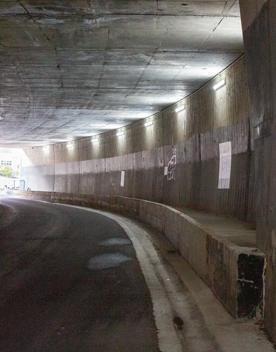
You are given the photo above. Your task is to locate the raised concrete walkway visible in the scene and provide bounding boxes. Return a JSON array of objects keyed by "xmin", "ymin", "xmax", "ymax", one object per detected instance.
[{"xmin": 180, "ymin": 208, "xmax": 256, "ymax": 248}]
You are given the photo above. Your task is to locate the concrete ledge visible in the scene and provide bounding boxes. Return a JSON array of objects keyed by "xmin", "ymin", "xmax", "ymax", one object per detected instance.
[{"xmin": 22, "ymin": 191, "xmax": 265, "ymax": 319}]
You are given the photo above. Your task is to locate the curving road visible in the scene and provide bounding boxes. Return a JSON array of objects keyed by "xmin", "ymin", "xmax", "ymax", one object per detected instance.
[{"xmin": 0, "ymin": 198, "xmax": 159, "ymax": 352}]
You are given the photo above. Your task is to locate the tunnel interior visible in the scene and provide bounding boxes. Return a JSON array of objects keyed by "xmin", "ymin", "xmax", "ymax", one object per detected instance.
[{"xmin": 1, "ymin": 0, "xmax": 276, "ymax": 349}]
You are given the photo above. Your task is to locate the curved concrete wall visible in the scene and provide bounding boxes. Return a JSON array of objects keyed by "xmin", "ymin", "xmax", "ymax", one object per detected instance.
[
  {"xmin": 23, "ymin": 56, "xmax": 254, "ymax": 222},
  {"xmin": 240, "ymin": 0, "xmax": 276, "ymax": 342}
]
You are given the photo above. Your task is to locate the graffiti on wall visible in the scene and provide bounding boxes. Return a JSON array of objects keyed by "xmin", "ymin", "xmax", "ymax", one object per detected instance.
[{"xmin": 167, "ymin": 146, "xmax": 177, "ymax": 181}]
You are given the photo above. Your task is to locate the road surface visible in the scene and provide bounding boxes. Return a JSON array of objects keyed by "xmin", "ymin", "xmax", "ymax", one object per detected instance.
[{"xmin": 0, "ymin": 198, "xmax": 160, "ymax": 352}]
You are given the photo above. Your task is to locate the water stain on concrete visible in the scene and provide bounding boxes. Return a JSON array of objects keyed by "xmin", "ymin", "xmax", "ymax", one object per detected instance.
[
  {"xmin": 99, "ymin": 238, "xmax": 132, "ymax": 246},
  {"xmin": 87, "ymin": 253, "xmax": 132, "ymax": 270}
]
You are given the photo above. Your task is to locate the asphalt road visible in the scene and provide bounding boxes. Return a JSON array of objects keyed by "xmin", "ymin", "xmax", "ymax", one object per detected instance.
[{"xmin": 0, "ymin": 198, "xmax": 160, "ymax": 352}]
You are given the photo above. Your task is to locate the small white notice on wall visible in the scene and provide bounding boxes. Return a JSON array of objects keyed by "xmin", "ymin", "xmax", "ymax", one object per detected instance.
[
  {"xmin": 218, "ymin": 141, "xmax": 232, "ymax": 189},
  {"xmin": 164, "ymin": 166, "xmax": 168, "ymax": 176},
  {"xmin": 120, "ymin": 170, "xmax": 125, "ymax": 187}
]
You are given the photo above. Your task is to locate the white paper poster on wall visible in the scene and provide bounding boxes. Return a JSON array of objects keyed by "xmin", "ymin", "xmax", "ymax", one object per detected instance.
[
  {"xmin": 218, "ymin": 141, "xmax": 232, "ymax": 189},
  {"xmin": 164, "ymin": 166, "xmax": 168, "ymax": 176},
  {"xmin": 120, "ymin": 170, "xmax": 125, "ymax": 187}
]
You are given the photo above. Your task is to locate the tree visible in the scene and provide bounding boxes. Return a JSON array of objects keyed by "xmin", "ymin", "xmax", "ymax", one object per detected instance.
[{"xmin": 0, "ymin": 166, "xmax": 13, "ymax": 177}]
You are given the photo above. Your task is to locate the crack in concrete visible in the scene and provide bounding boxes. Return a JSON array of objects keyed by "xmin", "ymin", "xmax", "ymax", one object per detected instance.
[
  {"xmin": 125, "ymin": 50, "xmax": 157, "ymax": 98},
  {"xmin": 212, "ymin": 17, "xmax": 224, "ymax": 32},
  {"xmin": 17, "ymin": 0, "xmax": 64, "ymax": 89},
  {"xmin": 222, "ymin": 0, "xmax": 238, "ymax": 16}
]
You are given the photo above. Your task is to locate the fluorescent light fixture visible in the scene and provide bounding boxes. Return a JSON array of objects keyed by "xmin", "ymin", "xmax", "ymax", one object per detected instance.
[
  {"xmin": 91, "ymin": 135, "xmax": 99, "ymax": 143},
  {"xmin": 116, "ymin": 129, "xmax": 125, "ymax": 137},
  {"xmin": 213, "ymin": 79, "xmax": 226, "ymax": 91},
  {"xmin": 67, "ymin": 141, "xmax": 74, "ymax": 150},
  {"xmin": 256, "ymin": 126, "xmax": 261, "ymax": 137},
  {"xmin": 43, "ymin": 145, "xmax": 50, "ymax": 153},
  {"xmin": 175, "ymin": 105, "xmax": 185, "ymax": 113},
  {"xmin": 144, "ymin": 119, "xmax": 153, "ymax": 127}
]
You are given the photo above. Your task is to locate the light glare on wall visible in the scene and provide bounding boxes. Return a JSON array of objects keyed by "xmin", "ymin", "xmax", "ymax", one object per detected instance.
[
  {"xmin": 213, "ymin": 79, "xmax": 226, "ymax": 91},
  {"xmin": 67, "ymin": 141, "xmax": 74, "ymax": 150},
  {"xmin": 91, "ymin": 135, "xmax": 99, "ymax": 143},
  {"xmin": 175, "ymin": 105, "xmax": 185, "ymax": 113},
  {"xmin": 116, "ymin": 129, "xmax": 125, "ymax": 137},
  {"xmin": 43, "ymin": 145, "xmax": 50, "ymax": 154},
  {"xmin": 144, "ymin": 119, "xmax": 153, "ymax": 127}
]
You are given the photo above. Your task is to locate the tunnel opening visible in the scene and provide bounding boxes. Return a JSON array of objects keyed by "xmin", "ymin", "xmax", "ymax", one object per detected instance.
[{"xmin": 0, "ymin": 147, "xmax": 30, "ymax": 195}]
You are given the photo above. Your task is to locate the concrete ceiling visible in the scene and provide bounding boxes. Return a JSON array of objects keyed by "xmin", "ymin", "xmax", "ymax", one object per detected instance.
[{"xmin": 0, "ymin": 0, "xmax": 243, "ymax": 146}]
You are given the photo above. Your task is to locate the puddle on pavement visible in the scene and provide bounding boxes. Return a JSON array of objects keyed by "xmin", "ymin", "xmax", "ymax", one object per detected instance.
[
  {"xmin": 99, "ymin": 238, "xmax": 132, "ymax": 246},
  {"xmin": 87, "ymin": 253, "xmax": 132, "ymax": 270}
]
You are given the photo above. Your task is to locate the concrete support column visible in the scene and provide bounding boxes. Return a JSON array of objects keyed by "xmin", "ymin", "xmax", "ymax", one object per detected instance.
[{"xmin": 239, "ymin": 0, "xmax": 276, "ymax": 340}]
